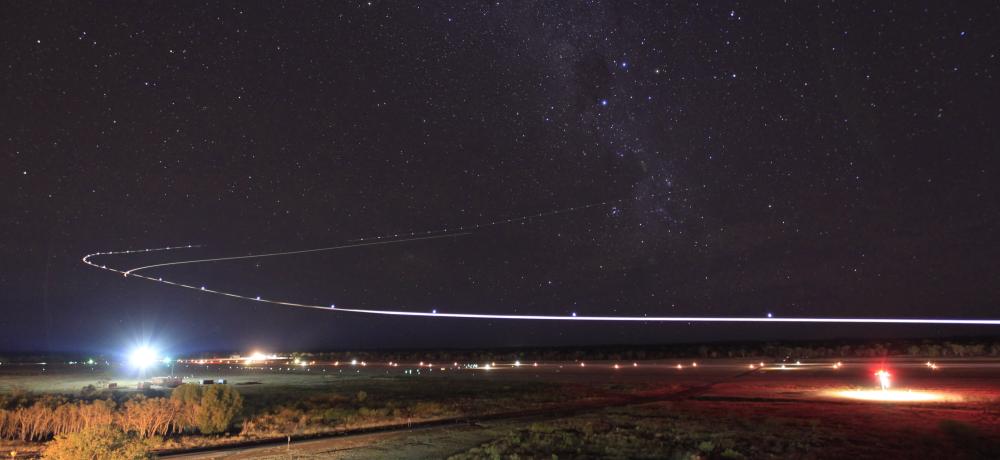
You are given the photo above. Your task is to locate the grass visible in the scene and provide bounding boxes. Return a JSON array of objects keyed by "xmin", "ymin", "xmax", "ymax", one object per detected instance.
[
  {"xmin": 234, "ymin": 377, "xmax": 589, "ymax": 439},
  {"xmin": 448, "ymin": 404, "xmax": 832, "ymax": 460}
]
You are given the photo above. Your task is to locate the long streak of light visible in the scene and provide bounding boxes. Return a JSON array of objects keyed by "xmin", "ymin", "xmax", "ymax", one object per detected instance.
[
  {"xmin": 82, "ymin": 193, "xmax": 1000, "ymax": 325},
  {"xmin": 84, "ymin": 245, "xmax": 1000, "ymax": 324},
  {"xmin": 120, "ymin": 233, "xmax": 472, "ymax": 276}
]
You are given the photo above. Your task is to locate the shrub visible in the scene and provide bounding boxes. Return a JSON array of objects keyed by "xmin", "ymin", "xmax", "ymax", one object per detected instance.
[
  {"xmin": 79, "ymin": 385, "xmax": 97, "ymax": 398},
  {"xmin": 721, "ymin": 448, "xmax": 743, "ymax": 458},
  {"xmin": 198, "ymin": 385, "xmax": 243, "ymax": 435},
  {"xmin": 43, "ymin": 425, "xmax": 156, "ymax": 460},
  {"xmin": 169, "ymin": 383, "xmax": 242, "ymax": 435},
  {"xmin": 170, "ymin": 384, "xmax": 203, "ymax": 405}
]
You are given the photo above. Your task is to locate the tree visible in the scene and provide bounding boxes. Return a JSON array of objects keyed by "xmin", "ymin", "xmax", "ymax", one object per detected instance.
[
  {"xmin": 169, "ymin": 384, "xmax": 242, "ymax": 435},
  {"xmin": 170, "ymin": 384, "xmax": 203, "ymax": 405},
  {"xmin": 197, "ymin": 385, "xmax": 243, "ymax": 435},
  {"xmin": 43, "ymin": 425, "xmax": 156, "ymax": 460},
  {"xmin": 170, "ymin": 384, "xmax": 203, "ymax": 432}
]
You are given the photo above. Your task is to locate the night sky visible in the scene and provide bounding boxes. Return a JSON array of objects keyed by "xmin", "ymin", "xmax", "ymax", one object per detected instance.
[{"xmin": 3, "ymin": 2, "xmax": 999, "ymax": 354}]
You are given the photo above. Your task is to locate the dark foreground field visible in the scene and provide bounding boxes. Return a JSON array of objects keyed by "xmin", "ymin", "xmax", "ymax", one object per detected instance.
[{"xmin": 2, "ymin": 357, "xmax": 998, "ymax": 459}]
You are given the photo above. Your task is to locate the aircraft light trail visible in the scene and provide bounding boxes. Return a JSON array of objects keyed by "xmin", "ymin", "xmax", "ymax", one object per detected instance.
[{"xmin": 82, "ymin": 194, "xmax": 1000, "ymax": 326}]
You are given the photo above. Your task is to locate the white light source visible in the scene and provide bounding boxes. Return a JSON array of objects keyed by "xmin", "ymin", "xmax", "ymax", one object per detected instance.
[{"xmin": 128, "ymin": 347, "xmax": 158, "ymax": 369}]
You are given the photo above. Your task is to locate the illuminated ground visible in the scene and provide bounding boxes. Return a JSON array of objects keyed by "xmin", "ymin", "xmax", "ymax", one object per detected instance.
[{"xmin": 2, "ymin": 357, "xmax": 999, "ymax": 458}]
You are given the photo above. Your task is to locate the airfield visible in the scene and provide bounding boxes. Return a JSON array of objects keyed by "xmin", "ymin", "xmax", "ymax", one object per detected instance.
[{"xmin": 2, "ymin": 356, "xmax": 999, "ymax": 458}]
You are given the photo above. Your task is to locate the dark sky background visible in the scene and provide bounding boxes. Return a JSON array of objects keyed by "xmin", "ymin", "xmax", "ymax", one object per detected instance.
[{"xmin": 2, "ymin": 2, "xmax": 999, "ymax": 354}]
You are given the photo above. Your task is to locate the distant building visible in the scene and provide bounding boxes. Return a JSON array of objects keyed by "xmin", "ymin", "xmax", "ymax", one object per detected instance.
[{"xmin": 151, "ymin": 376, "xmax": 183, "ymax": 388}]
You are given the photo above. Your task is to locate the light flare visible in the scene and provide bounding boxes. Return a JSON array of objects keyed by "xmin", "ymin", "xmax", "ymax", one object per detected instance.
[{"xmin": 828, "ymin": 389, "xmax": 958, "ymax": 402}]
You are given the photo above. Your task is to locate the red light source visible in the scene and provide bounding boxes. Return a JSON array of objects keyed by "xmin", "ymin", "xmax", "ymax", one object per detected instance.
[{"xmin": 875, "ymin": 369, "xmax": 891, "ymax": 390}]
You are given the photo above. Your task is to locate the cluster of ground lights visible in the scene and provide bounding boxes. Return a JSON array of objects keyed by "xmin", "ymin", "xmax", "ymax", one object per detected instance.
[{"xmin": 131, "ymin": 349, "xmax": 970, "ymax": 404}]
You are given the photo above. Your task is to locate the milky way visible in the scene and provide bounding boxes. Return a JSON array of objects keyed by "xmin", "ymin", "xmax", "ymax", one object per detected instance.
[{"xmin": 4, "ymin": 2, "xmax": 999, "ymax": 350}]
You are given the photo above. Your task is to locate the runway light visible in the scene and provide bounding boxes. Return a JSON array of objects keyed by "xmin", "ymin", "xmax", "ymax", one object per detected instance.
[{"xmin": 875, "ymin": 369, "xmax": 891, "ymax": 390}]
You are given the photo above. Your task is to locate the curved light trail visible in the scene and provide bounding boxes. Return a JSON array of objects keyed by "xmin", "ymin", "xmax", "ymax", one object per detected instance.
[
  {"xmin": 82, "ymin": 194, "xmax": 1000, "ymax": 325},
  {"xmin": 120, "ymin": 233, "xmax": 472, "ymax": 277}
]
